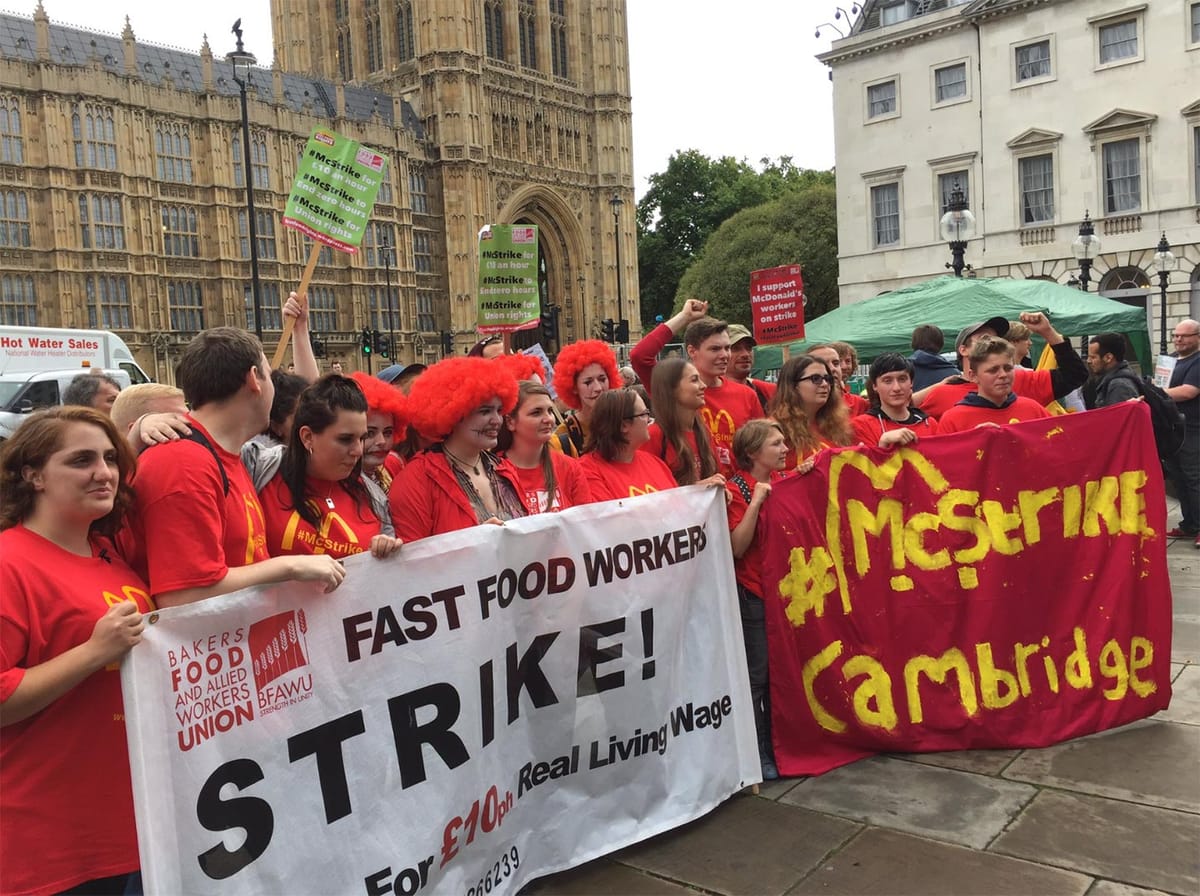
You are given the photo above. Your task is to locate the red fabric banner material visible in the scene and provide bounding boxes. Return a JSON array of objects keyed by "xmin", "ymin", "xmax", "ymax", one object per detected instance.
[{"xmin": 761, "ymin": 402, "xmax": 1173, "ymax": 776}]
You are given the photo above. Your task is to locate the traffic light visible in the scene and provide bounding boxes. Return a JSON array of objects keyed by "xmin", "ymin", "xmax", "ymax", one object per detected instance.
[
  {"xmin": 374, "ymin": 331, "xmax": 391, "ymax": 359},
  {"xmin": 360, "ymin": 328, "xmax": 372, "ymax": 356},
  {"xmin": 539, "ymin": 308, "xmax": 555, "ymax": 342},
  {"xmin": 615, "ymin": 319, "xmax": 630, "ymax": 343},
  {"xmin": 441, "ymin": 330, "xmax": 453, "ymax": 357},
  {"xmin": 601, "ymin": 318, "xmax": 615, "ymax": 342}
]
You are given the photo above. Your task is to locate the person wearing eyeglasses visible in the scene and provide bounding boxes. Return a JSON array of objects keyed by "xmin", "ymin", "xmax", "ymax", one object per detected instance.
[
  {"xmin": 766, "ymin": 354, "xmax": 853, "ymax": 470},
  {"xmin": 577, "ymin": 389, "xmax": 678, "ymax": 501},
  {"xmin": 1164, "ymin": 318, "xmax": 1200, "ymax": 546}
]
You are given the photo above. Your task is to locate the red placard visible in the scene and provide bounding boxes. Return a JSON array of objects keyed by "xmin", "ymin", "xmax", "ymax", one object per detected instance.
[
  {"xmin": 750, "ymin": 264, "xmax": 805, "ymax": 344},
  {"xmin": 761, "ymin": 402, "xmax": 1172, "ymax": 776}
]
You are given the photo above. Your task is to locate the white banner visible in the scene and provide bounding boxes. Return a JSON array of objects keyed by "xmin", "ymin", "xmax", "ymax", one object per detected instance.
[{"xmin": 122, "ymin": 487, "xmax": 759, "ymax": 895}]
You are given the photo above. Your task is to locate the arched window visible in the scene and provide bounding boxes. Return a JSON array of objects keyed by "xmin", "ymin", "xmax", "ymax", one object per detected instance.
[
  {"xmin": 484, "ymin": 1, "xmax": 505, "ymax": 60},
  {"xmin": 519, "ymin": 1, "xmax": 537, "ymax": 69},
  {"xmin": 396, "ymin": 1, "xmax": 415, "ymax": 63},
  {"xmin": 550, "ymin": 1, "xmax": 568, "ymax": 78},
  {"xmin": 0, "ymin": 95, "xmax": 24, "ymax": 164}
]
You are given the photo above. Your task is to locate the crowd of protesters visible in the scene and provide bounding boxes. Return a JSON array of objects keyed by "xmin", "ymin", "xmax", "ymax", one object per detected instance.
[{"xmin": 2, "ymin": 286, "xmax": 1197, "ymax": 895}]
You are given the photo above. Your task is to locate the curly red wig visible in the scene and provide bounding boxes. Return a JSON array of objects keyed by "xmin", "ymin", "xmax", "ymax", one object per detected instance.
[
  {"xmin": 349, "ymin": 372, "xmax": 410, "ymax": 442},
  {"xmin": 493, "ymin": 352, "xmax": 545, "ymax": 383},
  {"xmin": 406, "ymin": 357, "xmax": 520, "ymax": 440},
  {"xmin": 552, "ymin": 340, "xmax": 619, "ymax": 410}
]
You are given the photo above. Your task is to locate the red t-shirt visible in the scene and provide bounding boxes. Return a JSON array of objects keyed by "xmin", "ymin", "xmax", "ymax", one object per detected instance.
[
  {"xmin": 507, "ymin": 451, "xmax": 593, "ymax": 514},
  {"xmin": 1, "ymin": 525, "xmax": 154, "ymax": 895},
  {"xmin": 851, "ymin": 411, "xmax": 941, "ymax": 447},
  {"xmin": 259, "ymin": 475, "xmax": 383, "ymax": 559},
  {"xmin": 920, "ymin": 368, "xmax": 1055, "ymax": 418},
  {"xmin": 641, "ymin": 424, "xmax": 717, "ymax": 484},
  {"xmin": 937, "ymin": 396, "xmax": 1052, "ymax": 433},
  {"xmin": 783, "ymin": 422, "xmax": 839, "ymax": 470},
  {"xmin": 123, "ymin": 418, "xmax": 270, "ymax": 597},
  {"xmin": 698, "ymin": 380, "xmax": 765, "ymax": 474},
  {"xmin": 844, "ymin": 391, "xmax": 869, "ymax": 416},
  {"xmin": 726, "ymin": 476, "xmax": 770, "ymax": 597},
  {"xmin": 577, "ymin": 451, "xmax": 679, "ymax": 502}
]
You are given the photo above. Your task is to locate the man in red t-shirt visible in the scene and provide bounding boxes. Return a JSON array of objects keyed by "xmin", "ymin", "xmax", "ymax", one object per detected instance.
[
  {"xmin": 938, "ymin": 337, "xmax": 1052, "ymax": 433},
  {"xmin": 725, "ymin": 324, "xmax": 776, "ymax": 413},
  {"xmin": 630, "ymin": 301, "xmax": 763, "ymax": 473},
  {"xmin": 125, "ymin": 327, "xmax": 345, "ymax": 606}
]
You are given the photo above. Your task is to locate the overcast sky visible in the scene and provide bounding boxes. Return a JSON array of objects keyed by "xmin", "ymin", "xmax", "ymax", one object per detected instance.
[{"xmin": 33, "ymin": 1, "xmax": 838, "ymax": 198}]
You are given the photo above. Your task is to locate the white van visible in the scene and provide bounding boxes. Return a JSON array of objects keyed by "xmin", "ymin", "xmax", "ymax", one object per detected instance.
[{"xmin": 0, "ymin": 327, "xmax": 150, "ymax": 440}]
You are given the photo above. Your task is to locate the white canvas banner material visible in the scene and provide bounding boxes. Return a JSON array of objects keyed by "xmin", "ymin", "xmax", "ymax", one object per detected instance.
[{"xmin": 122, "ymin": 487, "xmax": 759, "ymax": 895}]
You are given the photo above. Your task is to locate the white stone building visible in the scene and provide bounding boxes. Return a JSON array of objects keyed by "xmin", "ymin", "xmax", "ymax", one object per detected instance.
[{"xmin": 819, "ymin": 0, "xmax": 1200, "ymax": 348}]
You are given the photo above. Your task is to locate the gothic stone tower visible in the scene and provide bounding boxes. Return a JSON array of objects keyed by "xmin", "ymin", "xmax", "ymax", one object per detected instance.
[{"xmin": 272, "ymin": 0, "xmax": 637, "ymax": 349}]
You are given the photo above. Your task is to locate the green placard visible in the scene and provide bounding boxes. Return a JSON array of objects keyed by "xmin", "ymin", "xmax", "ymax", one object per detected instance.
[
  {"xmin": 282, "ymin": 128, "xmax": 386, "ymax": 253},
  {"xmin": 477, "ymin": 224, "xmax": 540, "ymax": 333}
]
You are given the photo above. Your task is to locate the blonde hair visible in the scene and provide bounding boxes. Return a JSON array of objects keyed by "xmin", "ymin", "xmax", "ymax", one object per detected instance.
[{"xmin": 110, "ymin": 383, "xmax": 186, "ymax": 433}]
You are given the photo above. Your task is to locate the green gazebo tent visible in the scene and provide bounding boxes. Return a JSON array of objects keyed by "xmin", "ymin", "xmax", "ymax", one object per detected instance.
[{"xmin": 752, "ymin": 277, "xmax": 1151, "ymax": 374}]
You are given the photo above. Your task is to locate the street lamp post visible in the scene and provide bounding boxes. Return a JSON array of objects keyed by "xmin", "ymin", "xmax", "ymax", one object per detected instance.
[
  {"xmin": 939, "ymin": 180, "xmax": 975, "ymax": 278},
  {"xmin": 1153, "ymin": 233, "xmax": 1177, "ymax": 356},
  {"xmin": 1071, "ymin": 212, "xmax": 1101, "ymax": 293},
  {"xmin": 610, "ymin": 192, "xmax": 624, "ymax": 325},
  {"xmin": 381, "ymin": 233, "xmax": 396, "ymax": 365},
  {"xmin": 227, "ymin": 21, "xmax": 262, "ymax": 341}
]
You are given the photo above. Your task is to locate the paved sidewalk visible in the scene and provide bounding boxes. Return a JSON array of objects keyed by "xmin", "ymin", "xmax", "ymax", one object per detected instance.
[{"xmin": 533, "ymin": 517, "xmax": 1200, "ymax": 895}]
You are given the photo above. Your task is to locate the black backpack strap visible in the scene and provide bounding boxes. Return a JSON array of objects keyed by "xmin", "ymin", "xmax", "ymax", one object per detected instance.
[{"xmin": 182, "ymin": 428, "xmax": 231, "ymax": 496}]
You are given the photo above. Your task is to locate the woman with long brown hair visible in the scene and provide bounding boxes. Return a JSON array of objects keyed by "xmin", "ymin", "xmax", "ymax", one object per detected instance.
[
  {"xmin": 1, "ymin": 406, "xmax": 150, "ymax": 895},
  {"xmin": 642, "ymin": 357, "xmax": 723, "ymax": 488},
  {"xmin": 766, "ymin": 354, "xmax": 853, "ymax": 470},
  {"xmin": 496, "ymin": 381, "xmax": 592, "ymax": 513}
]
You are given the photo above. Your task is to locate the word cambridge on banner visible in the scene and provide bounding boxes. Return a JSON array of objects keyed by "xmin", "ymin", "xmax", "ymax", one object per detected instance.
[
  {"xmin": 761, "ymin": 402, "xmax": 1173, "ymax": 776},
  {"xmin": 122, "ymin": 488, "xmax": 759, "ymax": 895},
  {"xmin": 476, "ymin": 224, "xmax": 540, "ymax": 334},
  {"xmin": 749, "ymin": 264, "xmax": 805, "ymax": 345},
  {"xmin": 282, "ymin": 129, "xmax": 387, "ymax": 254}
]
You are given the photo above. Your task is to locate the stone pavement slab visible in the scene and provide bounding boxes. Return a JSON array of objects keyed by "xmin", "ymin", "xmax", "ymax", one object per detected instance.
[
  {"xmin": 789, "ymin": 827, "xmax": 1092, "ymax": 896},
  {"xmin": 778, "ymin": 755, "xmax": 1035, "ymax": 849},
  {"xmin": 888, "ymin": 747, "xmax": 1020, "ymax": 776},
  {"xmin": 1158, "ymin": 664, "xmax": 1200, "ymax": 724},
  {"xmin": 1085, "ymin": 882, "xmax": 1177, "ymax": 896},
  {"xmin": 991, "ymin": 790, "xmax": 1200, "ymax": 895},
  {"xmin": 615, "ymin": 794, "xmax": 859, "ymax": 896},
  {"xmin": 530, "ymin": 858, "xmax": 696, "ymax": 894},
  {"xmin": 1002, "ymin": 719, "xmax": 1200, "ymax": 812}
]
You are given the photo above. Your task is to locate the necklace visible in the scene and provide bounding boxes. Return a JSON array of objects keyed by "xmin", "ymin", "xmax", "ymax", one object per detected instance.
[
  {"xmin": 320, "ymin": 482, "xmax": 337, "ymax": 510},
  {"xmin": 444, "ymin": 446, "xmax": 481, "ymax": 476}
]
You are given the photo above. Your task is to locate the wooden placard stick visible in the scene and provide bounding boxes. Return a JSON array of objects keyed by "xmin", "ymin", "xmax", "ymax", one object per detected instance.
[{"xmin": 270, "ymin": 242, "xmax": 322, "ymax": 369}]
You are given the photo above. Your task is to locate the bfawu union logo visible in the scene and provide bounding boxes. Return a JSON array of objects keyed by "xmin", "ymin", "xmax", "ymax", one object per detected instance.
[{"xmin": 249, "ymin": 609, "xmax": 315, "ymax": 716}]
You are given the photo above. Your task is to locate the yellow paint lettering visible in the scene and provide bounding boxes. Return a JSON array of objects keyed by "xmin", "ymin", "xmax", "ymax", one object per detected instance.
[
  {"xmin": 1062, "ymin": 484, "xmax": 1082, "ymax": 538},
  {"xmin": 802, "ymin": 641, "xmax": 847, "ymax": 733},
  {"xmin": 1082, "ymin": 476, "xmax": 1121, "ymax": 537},
  {"xmin": 843, "ymin": 654, "xmax": 897, "ymax": 731},
  {"xmin": 937, "ymin": 489, "xmax": 990, "ymax": 564},
  {"xmin": 980, "ymin": 499, "xmax": 1024, "ymax": 555},
  {"xmin": 1014, "ymin": 640, "xmax": 1042, "ymax": 696},
  {"xmin": 904, "ymin": 648, "xmax": 978, "ymax": 725},
  {"xmin": 1017, "ymin": 487, "xmax": 1060, "ymax": 546},
  {"xmin": 846, "ymin": 498, "xmax": 905, "ymax": 577},
  {"xmin": 1098, "ymin": 639, "xmax": 1129, "ymax": 700},
  {"xmin": 1128, "ymin": 637, "xmax": 1156, "ymax": 698},
  {"xmin": 902, "ymin": 512, "xmax": 951, "ymax": 570},
  {"xmin": 1064, "ymin": 627, "xmax": 1093, "ymax": 689},
  {"xmin": 1118, "ymin": 470, "xmax": 1152, "ymax": 536},
  {"xmin": 976, "ymin": 643, "xmax": 1020, "ymax": 709}
]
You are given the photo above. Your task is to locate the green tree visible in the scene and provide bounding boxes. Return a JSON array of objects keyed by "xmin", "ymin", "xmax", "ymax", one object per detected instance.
[
  {"xmin": 674, "ymin": 183, "xmax": 839, "ymax": 328},
  {"xmin": 636, "ymin": 150, "xmax": 834, "ymax": 327}
]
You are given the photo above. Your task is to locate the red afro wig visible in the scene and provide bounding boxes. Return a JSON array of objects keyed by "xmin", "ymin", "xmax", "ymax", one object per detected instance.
[
  {"xmin": 406, "ymin": 356, "xmax": 520, "ymax": 440},
  {"xmin": 493, "ymin": 352, "xmax": 545, "ymax": 383},
  {"xmin": 552, "ymin": 340, "xmax": 620, "ymax": 410},
  {"xmin": 349, "ymin": 372, "xmax": 410, "ymax": 443}
]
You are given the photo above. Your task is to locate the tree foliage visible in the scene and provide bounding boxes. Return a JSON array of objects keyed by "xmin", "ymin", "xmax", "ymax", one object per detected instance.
[
  {"xmin": 674, "ymin": 183, "xmax": 839, "ymax": 328},
  {"xmin": 635, "ymin": 150, "xmax": 835, "ymax": 326}
]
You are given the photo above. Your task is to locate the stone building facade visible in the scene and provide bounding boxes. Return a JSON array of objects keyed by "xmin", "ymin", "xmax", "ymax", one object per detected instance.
[
  {"xmin": 0, "ymin": 1, "xmax": 635, "ymax": 379},
  {"xmin": 820, "ymin": 0, "xmax": 1200, "ymax": 349}
]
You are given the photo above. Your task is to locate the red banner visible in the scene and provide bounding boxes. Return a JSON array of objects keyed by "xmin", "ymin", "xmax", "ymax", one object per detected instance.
[
  {"xmin": 749, "ymin": 264, "xmax": 805, "ymax": 344},
  {"xmin": 761, "ymin": 403, "xmax": 1173, "ymax": 776}
]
